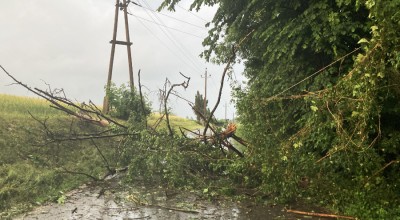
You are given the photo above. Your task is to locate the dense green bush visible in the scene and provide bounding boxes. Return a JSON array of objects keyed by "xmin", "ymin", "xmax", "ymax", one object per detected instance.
[
  {"xmin": 106, "ymin": 83, "xmax": 151, "ymax": 123},
  {"xmin": 159, "ymin": 0, "xmax": 400, "ymax": 218}
]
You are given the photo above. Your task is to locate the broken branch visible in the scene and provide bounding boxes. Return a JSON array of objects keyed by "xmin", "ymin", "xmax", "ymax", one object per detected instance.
[
  {"xmin": 286, "ymin": 209, "xmax": 356, "ymax": 219},
  {"xmin": 162, "ymin": 72, "xmax": 191, "ymax": 136}
]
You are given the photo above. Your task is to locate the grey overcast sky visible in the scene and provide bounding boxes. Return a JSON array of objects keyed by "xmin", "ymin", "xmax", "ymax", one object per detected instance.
[{"xmin": 0, "ymin": 0, "xmax": 245, "ymax": 119}]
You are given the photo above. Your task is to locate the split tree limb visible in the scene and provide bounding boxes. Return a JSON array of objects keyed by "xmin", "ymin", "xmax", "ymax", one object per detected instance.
[
  {"xmin": 202, "ymin": 46, "xmax": 236, "ymax": 140},
  {"xmin": 162, "ymin": 72, "xmax": 190, "ymax": 136},
  {"xmin": 202, "ymin": 30, "xmax": 255, "ymax": 139},
  {"xmin": 191, "ymin": 103, "xmax": 245, "ymax": 157}
]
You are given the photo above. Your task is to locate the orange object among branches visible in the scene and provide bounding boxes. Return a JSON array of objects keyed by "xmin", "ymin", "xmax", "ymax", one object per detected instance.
[{"xmin": 221, "ymin": 123, "xmax": 237, "ymax": 138}]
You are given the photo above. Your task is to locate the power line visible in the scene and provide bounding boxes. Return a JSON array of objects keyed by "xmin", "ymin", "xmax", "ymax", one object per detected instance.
[
  {"xmin": 139, "ymin": 0, "xmax": 203, "ymax": 71},
  {"xmin": 210, "ymin": 77, "xmax": 219, "ymax": 90},
  {"xmin": 128, "ymin": 13, "xmax": 205, "ymax": 39},
  {"xmin": 135, "ymin": 17, "xmax": 201, "ymax": 74},
  {"xmin": 127, "ymin": 5, "xmax": 202, "ymax": 75},
  {"xmin": 176, "ymin": 4, "xmax": 208, "ymax": 22},
  {"xmin": 131, "ymin": 2, "xmax": 207, "ymax": 30},
  {"xmin": 267, "ymin": 47, "xmax": 361, "ymax": 100},
  {"xmin": 138, "ymin": 0, "xmax": 204, "ymax": 73}
]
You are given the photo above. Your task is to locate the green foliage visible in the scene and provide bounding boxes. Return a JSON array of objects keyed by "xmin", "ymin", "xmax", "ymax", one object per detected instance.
[
  {"xmin": 294, "ymin": 1, "xmax": 400, "ymax": 218},
  {"xmin": 106, "ymin": 83, "xmax": 151, "ymax": 123},
  {"xmin": 160, "ymin": 0, "xmax": 400, "ymax": 218},
  {"xmin": 3, "ymin": 0, "xmax": 400, "ymax": 218},
  {"xmin": 193, "ymin": 90, "xmax": 209, "ymax": 123},
  {"xmin": 122, "ymin": 130, "xmax": 203, "ymax": 187},
  {"xmin": 121, "ymin": 124, "xmax": 247, "ymax": 196}
]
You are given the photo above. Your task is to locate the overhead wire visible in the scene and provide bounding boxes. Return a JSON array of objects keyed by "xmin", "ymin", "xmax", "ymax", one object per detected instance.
[
  {"xmin": 210, "ymin": 77, "xmax": 219, "ymax": 91},
  {"xmin": 173, "ymin": 3, "xmax": 229, "ymax": 95},
  {"xmin": 176, "ymin": 4, "xmax": 208, "ymax": 22},
  {"xmin": 136, "ymin": 0, "xmax": 205, "ymax": 74},
  {"xmin": 128, "ymin": 7, "xmax": 201, "ymax": 74},
  {"xmin": 265, "ymin": 47, "xmax": 361, "ymax": 101},
  {"xmin": 128, "ymin": 1, "xmax": 220, "ymax": 110},
  {"xmin": 129, "ymin": 5, "xmax": 202, "ymax": 74},
  {"xmin": 131, "ymin": 2, "xmax": 207, "ymax": 30},
  {"xmin": 140, "ymin": 0, "xmax": 204, "ymax": 71},
  {"xmin": 128, "ymin": 14, "xmax": 204, "ymax": 39}
]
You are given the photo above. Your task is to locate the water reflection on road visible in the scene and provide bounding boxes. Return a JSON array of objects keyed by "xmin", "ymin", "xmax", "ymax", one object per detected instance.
[{"xmin": 16, "ymin": 179, "xmax": 329, "ymax": 220}]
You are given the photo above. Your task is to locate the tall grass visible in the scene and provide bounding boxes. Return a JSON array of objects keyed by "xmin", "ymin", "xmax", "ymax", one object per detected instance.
[
  {"xmin": 148, "ymin": 112, "xmax": 203, "ymax": 132},
  {"xmin": 0, "ymin": 94, "xmax": 62, "ymax": 117},
  {"xmin": 0, "ymin": 94, "xmax": 112, "ymax": 218}
]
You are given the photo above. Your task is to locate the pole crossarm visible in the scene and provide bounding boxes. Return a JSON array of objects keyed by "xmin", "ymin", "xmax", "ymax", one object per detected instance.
[
  {"xmin": 109, "ymin": 40, "xmax": 133, "ymax": 46},
  {"xmin": 103, "ymin": 0, "xmax": 135, "ymax": 113}
]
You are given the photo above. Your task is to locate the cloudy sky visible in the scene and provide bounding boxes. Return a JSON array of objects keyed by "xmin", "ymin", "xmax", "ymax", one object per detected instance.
[{"xmin": 0, "ymin": 0, "xmax": 245, "ymax": 119}]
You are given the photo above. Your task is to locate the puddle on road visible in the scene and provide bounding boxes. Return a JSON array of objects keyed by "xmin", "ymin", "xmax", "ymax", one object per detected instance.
[{"xmin": 16, "ymin": 179, "xmax": 329, "ymax": 220}]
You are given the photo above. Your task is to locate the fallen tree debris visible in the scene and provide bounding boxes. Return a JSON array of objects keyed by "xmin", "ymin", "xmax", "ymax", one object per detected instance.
[{"xmin": 286, "ymin": 208, "xmax": 357, "ymax": 219}]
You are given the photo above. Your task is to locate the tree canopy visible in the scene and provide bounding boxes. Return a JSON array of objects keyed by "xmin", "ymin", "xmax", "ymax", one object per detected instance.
[
  {"xmin": 160, "ymin": 0, "xmax": 400, "ymax": 218},
  {"xmin": 193, "ymin": 90, "xmax": 209, "ymax": 123}
]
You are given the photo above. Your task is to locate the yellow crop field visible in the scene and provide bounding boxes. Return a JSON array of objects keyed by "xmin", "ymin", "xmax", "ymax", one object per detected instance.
[{"xmin": 0, "ymin": 94, "xmax": 62, "ymax": 118}]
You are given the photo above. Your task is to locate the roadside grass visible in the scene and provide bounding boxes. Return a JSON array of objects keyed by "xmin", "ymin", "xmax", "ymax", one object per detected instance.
[
  {"xmin": 0, "ymin": 94, "xmax": 61, "ymax": 117},
  {"xmin": 0, "ymin": 94, "xmax": 205, "ymax": 218},
  {"xmin": 0, "ymin": 94, "xmax": 115, "ymax": 218},
  {"xmin": 147, "ymin": 112, "xmax": 203, "ymax": 132}
]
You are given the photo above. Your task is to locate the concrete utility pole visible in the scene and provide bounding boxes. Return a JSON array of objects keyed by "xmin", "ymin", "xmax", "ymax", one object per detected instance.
[
  {"xmin": 103, "ymin": 0, "xmax": 134, "ymax": 113},
  {"xmin": 122, "ymin": 0, "xmax": 134, "ymax": 88},
  {"xmin": 201, "ymin": 68, "xmax": 211, "ymax": 117}
]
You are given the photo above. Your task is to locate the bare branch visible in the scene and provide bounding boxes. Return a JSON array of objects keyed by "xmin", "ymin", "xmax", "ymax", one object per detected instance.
[
  {"xmin": 59, "ymin": 167, "xmax": 100, "ymax": 182},
  {"xmin": 163, "ymin": 73, "xmax": 191, "ymax": 136},
  {"xmin": 90, "ymin": 139, "xmax": 113, "ymax": 174},
  {"xmin": 152, "ymin": 112, "xmax": 166, "ymax": 130},
  {"xmin": 0, "ymin": 65, "xmax": 127, "ymax": 129},
  {"xmin": 286, "ymin": 209, "xmax": 356, "ymax": 220},
  {"xmin": 203, "ymin": 30, "xmax": 254, "ymax": 139},
  {"xmin": 45, "ymin": 133, "xmax": 133, "ymax": 143}
]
